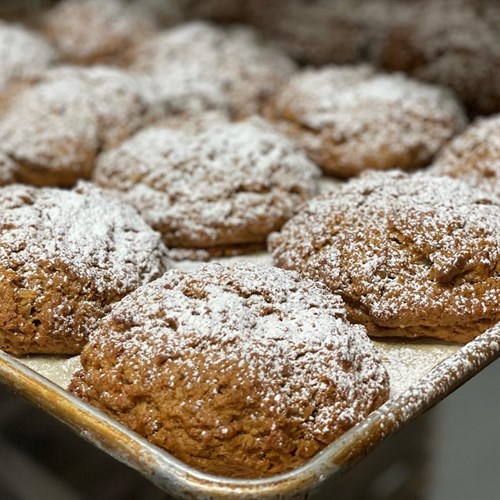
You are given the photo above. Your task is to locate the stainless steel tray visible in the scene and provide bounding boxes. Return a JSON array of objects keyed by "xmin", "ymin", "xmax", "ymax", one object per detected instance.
[{"xmin": 1, "ymin": 312, "xmax": 498, "ymax": 498}]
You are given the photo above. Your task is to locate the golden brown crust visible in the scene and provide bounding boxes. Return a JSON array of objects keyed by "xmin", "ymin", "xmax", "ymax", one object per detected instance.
[
  {"xmin": 0, "ymin": 183, "xmax": 168, "ymax": 355},
  {"xmin": 265, "ymin": 65, "xmax": 466, "ymax": 177},
  {"xmin": 69, "ymin": 263, "xmax": 389, "ymax": 478},
  {"xmin": 269, "ymin": 171, "xmax": 500, "ymax": 343}
]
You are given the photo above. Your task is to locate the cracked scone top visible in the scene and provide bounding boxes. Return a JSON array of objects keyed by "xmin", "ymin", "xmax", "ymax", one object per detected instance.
[
  {"xmin": 269, "ymin": 171, "xmax": 500, "ymax": 342},
  {"xmin": 0, "ymin": 183, "xmax": 169, "ymax": 355},
  {"xmin": 429, "ymin": 116, "xmax": 500, "ymax": 197},
  {"xmin": 128, "ymin": 21, "xmax": 296, "ymax": 118},
  {"xmin": 0, "ymin": 21, "xmax": 57, "ymax": 92},
  {"xmin": 266, "ymin": 64, "xmax": 466, "ymax": 177},
  {"xmin": 69, "ymin": 262, "xmax": 389, "ymax": 478},
  {"xmin": 94, "ymin": 117, "xmax": 321, "ymax": 259},
  {"xmin": 0, "ymin": 66, "xmax": 148, "ymax": 187}
]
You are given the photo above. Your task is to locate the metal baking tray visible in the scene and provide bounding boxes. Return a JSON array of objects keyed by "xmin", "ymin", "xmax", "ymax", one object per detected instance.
[{"xmin": 0, "ymin": 251, "xmax": 498, "ymax": 499}]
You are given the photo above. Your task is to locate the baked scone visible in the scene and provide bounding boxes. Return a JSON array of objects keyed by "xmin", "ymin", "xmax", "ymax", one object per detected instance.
[
  {"xmin": 69, "ymin": 263, "xmax": 389, "ymax": 478},
  {"xmin": 94, "ymin": 117, "xmax": 320, "ymax": 259},
  {"xmin": 128, "ymin": 21, "xmax": 296, "ymax": 119},
  {"xmin": 0, "ymin": 66, "xmax": 148, "ymax": 187},
  {"xmin": 429, "ymin": 116, "xmax": 500, "ymax": 197},
  {"xmin": 269, "ymin": 171, "xmax": 500, "ymax": 343},
  {"xmin": 266, "ymin": 64, "xmax": 467, "ymax": 177},
  {"xmin": 245, "ymin": 0, "xmax": 409, "ymax": 65},
  {"xmin": 379, "ymin": 0, "xmax": 500, "ymax": 115},
  {"xmin": 0, "ymin": 183, "xmax": 168, "ymax": 356},
  {"xmin": 41, "ymin": 0, "xmax": 158, "ymax": 65},
  {"xmin": 0, "ymin": 20, "xmax": 57, "ymax": 92}
]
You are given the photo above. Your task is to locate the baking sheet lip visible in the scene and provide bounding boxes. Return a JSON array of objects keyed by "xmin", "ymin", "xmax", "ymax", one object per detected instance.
[{"xmin": 0, "ymin": 323, "xmax": 499, "ymax": 499}]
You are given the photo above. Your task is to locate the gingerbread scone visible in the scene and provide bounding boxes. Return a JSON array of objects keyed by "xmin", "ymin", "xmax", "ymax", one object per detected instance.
[
  {"xmin": 0, "ymin": 66, "xmax": 148, "ymax": 187},
  {"xmin": 0, "ymin": 183, "xmax": 168, "ymax": 356},
  {"xmin": 379, "ymin": 0, "xmax": 500, "ymax": 115},
  {"xmin": 266, "ymin": 65, "xmax": 467, "ymax": 177},
  {"xmin": 269, "ymin": 171, "xmax": 500, "ymax": 343},
  {"xmin": 94, "ymin": 117, "xmax": 320, "ymax": 259},
  {"xmin": 69, "ymin": 263, "xmax": 389, "ymax": 478},
  {"xmin": 0, "ymin": 21, "xmax": 57, "ymax": 92},
  {"xmin": 245, "ymin": 0, "xmax": 409, "ymax": 65},
  {"xmin": 429, "ymin": 116, "xmax": 500, "ymax": 197},
  {"xmin": 128, "ymin": 21, "xmax": 296, "ymax": 119},
  {"xmin": 41, "ymin": 0, "xmax": 158, "ymax": 65}
]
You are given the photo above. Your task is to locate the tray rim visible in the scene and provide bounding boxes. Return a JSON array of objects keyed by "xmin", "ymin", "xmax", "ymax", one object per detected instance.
[{"xmin": 1, "ymin": 324, "xmax": 499, "ymax": 499}]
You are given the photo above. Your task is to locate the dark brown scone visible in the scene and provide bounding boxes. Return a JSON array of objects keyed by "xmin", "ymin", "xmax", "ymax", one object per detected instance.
[
  {"xmin": 94, "ymin": 116, "xmax": 320, "ymax": 259},
  {"xmin": 0, "ymin": 20, "xmax": 57, "ymax": 92},
  {"xmin": 69, "ymin": 263, "xmax": 389, "ymax": 478},
  {"xmin": 0, "ymin": 66, "xmax": 148, "ymax": 187},
  {"xmin": 40, "ymin": 0, "xmax": 158, "ymax": 65},
  {"xmin": 269, "ymin": 171, "xmax": 500, "ymax": 343},
  {"xmin": 0, "ymin": 183, "xmax": 168, "ymax": 356},
  {"xmin": 429, "ymin": 116, "xmax": 500, "ymax": 197},
  {"xmin": 380, "ymin": 0, "xmax": 500, "ymax": 115},
  {"xmin": 266, "ymin": 65, "xmax": 466, "ymax": 177},
  {"xmin": 128, "ymin": 21, "xmax": 297, "ymax": 119},
  {"xmin": 245, "ymin": 0, "xmax": 409, "ymax": 65}
]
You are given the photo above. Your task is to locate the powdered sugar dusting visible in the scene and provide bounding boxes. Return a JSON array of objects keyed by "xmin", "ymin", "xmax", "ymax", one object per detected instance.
[
  {"xmin": 20, "ymin": 355, "xmax": 82, "ymax": 388},
  {"xmin": 374, "ymin": 340, "xmax": 460, "ymax": 397},
  {"xmin": 0, "ymin": 20, "xmax": 57, "ymax": 91},
  {"xmin": 0, "ymin": 182, "xmax": 168, "ymax": 294},
  {"xmin": 1, "ymin": 77, "xmax": 99, "ymax": 173},
  {"xmin": 269, "ymin": 65, "xmax": 466, "ymax": 174},
  {"xmin": 94, "ymin": 117, "xmax": 320, "ymax": 248},
  {"xmin": 42, "ymin": 0, "xmax": 157, "ymax": 63},
  {"xmin": 85, "ymin": 263, "xmax": 389, "ymax": 439},
  {"xmin": 270, "ymin": 171, "xmax": 500, "ymax": 335},
  {"xmin": 129, "ymin": 21, "xmax": 296, "ymax": 117},
  {"xmin": 0, "ymin": 66, "xmax": 148, "ymax": 177},
  {"xmin": 430, "ymin": 115, "xmax": 500, "ymax": 197}
]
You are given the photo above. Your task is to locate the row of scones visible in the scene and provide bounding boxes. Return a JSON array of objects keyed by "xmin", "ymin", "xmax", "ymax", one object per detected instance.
[{"xmin": 0, "ymin": 0, "xmax": 499, "ymax": 479}]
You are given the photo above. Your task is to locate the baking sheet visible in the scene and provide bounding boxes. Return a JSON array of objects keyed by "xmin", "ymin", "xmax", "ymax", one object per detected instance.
[{"xmin": 0, "ymin": 181, "xmax": 498, "ymax": 498}]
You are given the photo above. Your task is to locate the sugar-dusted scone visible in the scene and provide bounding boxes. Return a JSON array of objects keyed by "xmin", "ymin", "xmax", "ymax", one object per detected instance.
[
  {"xmin": 379, "ymin": 0, "xmax": 500, "ymax": 115},
  {"xmin": 266, "ymin": 64, "xmax": 466, "ymax": 177},
  {"xmin": 128, "ymin": 21, "xmax": 296, "ymax": 119},
  {"xmin": 269, "ymin": 171, "xmax": 500, "ymax": 343},
  {"xmin": 41, "ymin": 0, "xmax": 158, "ymax": 65},
  {"xmin": 94, "ymin": 116, "xmax": 320, "ymax": 259},
  {"xmin": 0, "ymin": 183, "xmax": 168, "ymax": 356},
  {"xmin": 429, "ymin": 116, "xmax": 500, "ymax": 197},
  {"xmin": 0, "ymin": 20, "xmax": 57, "ymax": 92},
  {"xmin": 0, "ymin": 66, "xmax": 148, "ymax": 187},
  {"xmin": 69, "ymin": 263, "xmax": 389, "ymax": 478}
]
